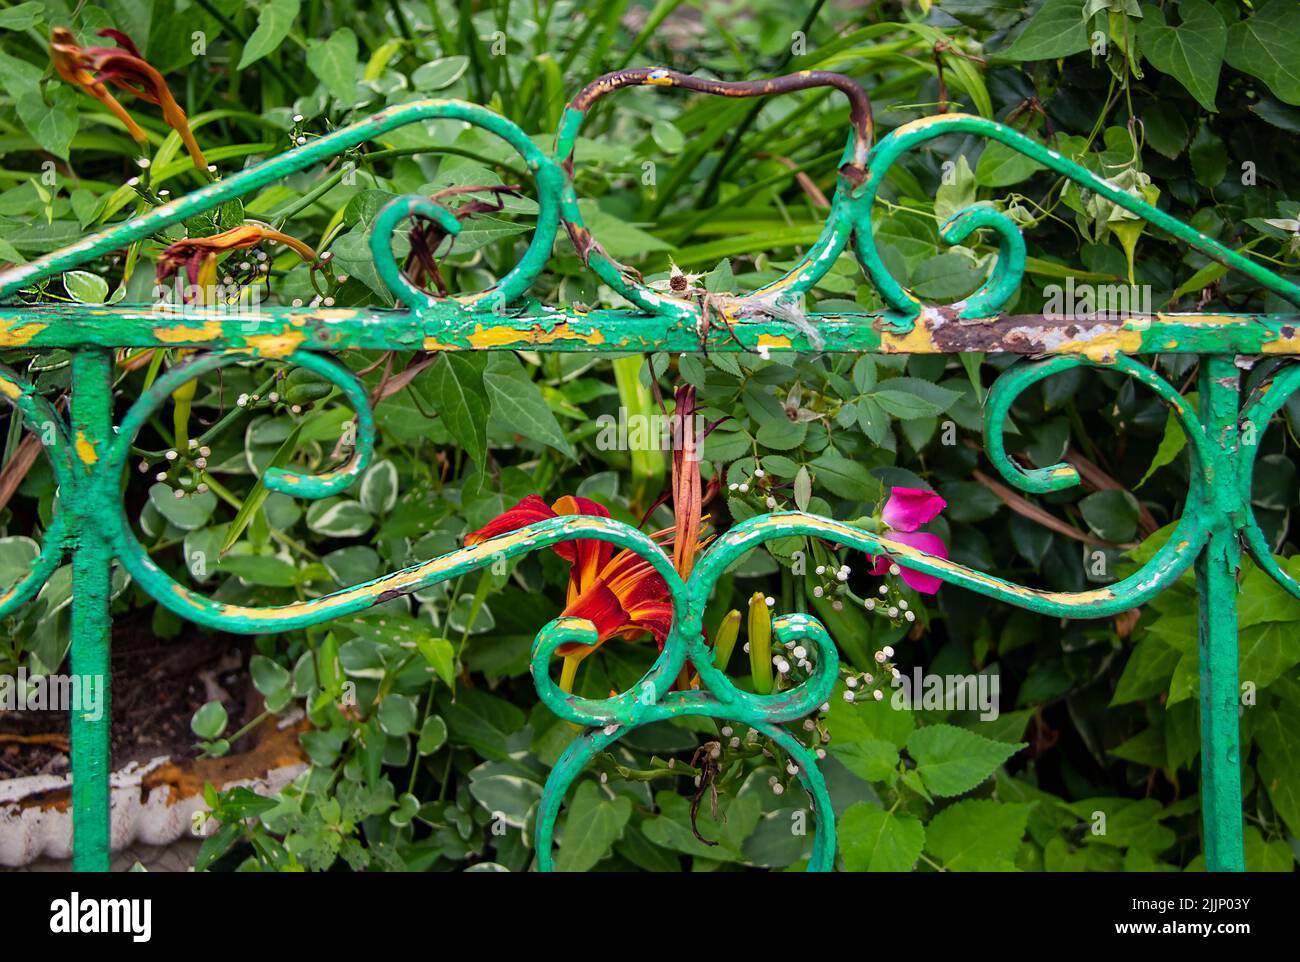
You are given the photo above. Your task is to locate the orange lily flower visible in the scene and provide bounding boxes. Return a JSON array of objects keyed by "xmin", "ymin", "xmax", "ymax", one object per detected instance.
[
  {"xmin": 49, "ymin": 27, "xmax": 208, "ymax": 171},
  {"xmin": 466, "ymin": 495, "xmax": 675, "ymax": 653},
  {"xmin": 156, "ymin": 224, "xmax": 318, "ymax": 295},
  {"xmin": 465, "ymin": 385, "xmax": 717, "ymax": 695}
]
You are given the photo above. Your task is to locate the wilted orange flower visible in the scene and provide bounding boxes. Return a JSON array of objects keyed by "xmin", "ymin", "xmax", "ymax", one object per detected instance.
[
  {"xmin": 156, "ymin": 224, "xmax": 318, "ymax": 291},
  {"xmin": 49, "ymin": 27, "xmax": 207, "ymax": 171}
]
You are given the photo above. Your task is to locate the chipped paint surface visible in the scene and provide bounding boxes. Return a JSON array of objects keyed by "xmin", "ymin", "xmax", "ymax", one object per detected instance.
[
  {"xmin": 245, "ymin": 331, "xmax": 307, "ymax": 357},
  {"xmin": 0, "ymin": 322, "xmax": 47, "ymax": 346},
  {"xmin": 74, "ymin": 431, "xmax": 97, "ymax": 465},
  {"xmin": 154, "ymin": 320, "xmax": 222, "ymax": 343}
]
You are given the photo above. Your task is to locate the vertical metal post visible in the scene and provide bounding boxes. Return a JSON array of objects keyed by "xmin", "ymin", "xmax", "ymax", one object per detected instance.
[
  {"xmin": 68, "ymin": 350, "xmax": 114, "ymax": 871},
  {"xmin": 1196, "ymin": 355, "xmax": 1245, "ymax": 872}
]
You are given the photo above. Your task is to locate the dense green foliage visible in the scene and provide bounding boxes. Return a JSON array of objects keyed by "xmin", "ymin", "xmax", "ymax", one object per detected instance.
[{"xmin": 0, "ymin": 0, "xmax": 1298, "ymax": 871}]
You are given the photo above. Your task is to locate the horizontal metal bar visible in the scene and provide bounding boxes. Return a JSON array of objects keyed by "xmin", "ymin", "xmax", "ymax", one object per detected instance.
[{"xmin": 2, "ymin": 304, "xmax": 1299, "ymax": 356}]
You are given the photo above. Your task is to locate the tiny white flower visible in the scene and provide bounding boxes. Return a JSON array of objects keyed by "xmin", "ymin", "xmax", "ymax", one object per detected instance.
[
  {"xmin": 864, "ymin": 598, "xmax": 876, "ymax": 611},
  {"xmin": 772, "ymin": 783, "xmax": 784, "ymax": 796},
  {"xmin": 793, "ymin": 646, "xmax": 806, "ymax": 659},
  {"xmin": 874, "ymin": 650, "xmax": 887, "ymax": 663},
  {"xmin": 815, "ymin": 748, "xmax": 826, "ymax": 760},
  {"xmin": 843, "ymin": 690, "xmax": 856, "ymax": 703},
  {"xmin": 766, "ymin": 496, "xmax": 778, "ymax": 509},
  {"xmin": 815, "ymin": 565, "xmax": 826, "ymax": 575},
  {"xmin": 883, "ymin": 646, "xmax": 895, "ymax": 657},
  {"xmin": 904, "ymin": 610, "xmax": 916, "ymax": 622},
  {"xmin": 845, "ymin": 676, "xmax": 858, "ymax": 689},
  {"xmin": 738, "ymin": 482, "xmax": 749, "ymax": 493},
  {"xmin": 802, "ymin": 719, "xmax": 816, "ymax": 731},
  {"xmin": 889, "ymin": 563, "xmax": 900, "ymax": 575},
  {"xmin": 873, "ymin": 689, "xmax": 884, "ymax": 701},
  {"xmin": 765, "ymin": 596, "xmax": 775, "ymax": 607},
  {"xmin": 887, "ymin": 606, "xmax": 899, "ymax": 618},
  {"xmin": 878, "ymin": 584, "xmax": 889, "ymax": 595},
  {"xmin": 813, "ymin": 586, "xmax": 824, "ymax": 598},
  {"xmin": 730, "ymin": 737, "xmax": 740, "ymax": 748},
  {"xmin": 832, "ymin": 600, "xmax": 843, "ymax": 611},
  {"xmin": 786, "ymin": 763, "xmax": 799, "ymax": 775},
  {"xmin": 721, "ymin": 725, "xmax": 733, "ymax": 737},
  {"xmin": 754, "ymin": 468, "xmax": 765, "ymax": 478},
  {"xmin": 863, "ymin": 673, "xmax": 873, "ymax": 684}
]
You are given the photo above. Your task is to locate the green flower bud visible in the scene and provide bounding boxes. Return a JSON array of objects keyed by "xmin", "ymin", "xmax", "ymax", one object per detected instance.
[
  {"xmin": 710, "ymin": 609, "xmax": 741, "ymax": 674},
  {"xmin": 748, "ymin": 591, "xmax": 773, "ymax": 695}
]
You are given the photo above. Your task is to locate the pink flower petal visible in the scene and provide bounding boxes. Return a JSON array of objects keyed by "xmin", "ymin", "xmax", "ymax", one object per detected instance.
[
  {"xmin": 882, "ymin": 487, "xmax": 947, "ymax": 532},
  {"xmin": 882, "ymin": 530, "xmax": 948, "ymax": 595}
]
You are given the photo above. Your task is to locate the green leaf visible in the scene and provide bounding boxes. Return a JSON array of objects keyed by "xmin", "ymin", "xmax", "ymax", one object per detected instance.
[
  {"xmin": 831, "ymin": 737, "xmax": 899, "ymax": 782},
  {"xmin": 423, "ymin": 353, "xmax": 489, "ymax": 464},
  {"xmin": 1225, "ymin": 0, "xmax": 1300, "ymax": 107},
  {"xmin": 975, "ymin": 141, "xmax": 1046, "ymax": 187},
  {"xmin": 0, "ymin": 3, "xmax": 45, "ymax": 30},
  {"xmin": 250, "ymin": 654, "xmax": 290, "ymax": 696},
  {"xmin": 378, "ymin": 693, "xmax": 417, "ymax": 736},
  {"xmin": 839, "ymin": 802, "xmax": 925, "ymax": 871},
  {"xmin": 1000, "ymin": 0, "xmax": 1090, "ymax": 61},
  {"xmin": 439, "ymin": 689, "xmax": 526, "ymax": 761},
  {"xmin": 575, "ymin": 200, "xmax": 671, "ymax": 259},
  {"xmin": 906, "ymin": 724, "xmax": 1025, "ymax": 797},
  {"xmin": 650, "ymin": 120, "xmax": 685, "ymax": 154},
  {"xmin": 1256, "ymin": 704, "xmax": 1300, "ymax": 837},
  {"xmin": 219, "ymin": 554, "xmax": 298, "ymax": 587},
  {"xmin": 554, "ymin": 780, "xmax": 633, "ymax": 871},
  {"xmin": 415, "ymin": 635, "xmax": 456, "ymax": 686},
  {"xmin": 924, "ymin": 799, "xmax": 1033, "ymax": 870},
  {"xmin": 191, "ymin": 700, "xmax": 228, "ymax": 739},
  {"xmin": 62, "ymin": 271, "xmax": 109, "ymax": 304},
  {"xmin": 412, "ymin": 56, "xmax": 470, "ymax": 91},
  {"xmin": 307, "ymin": 28, "xmax": 359, "ymax": 104},
  {"xmin": 1135, "ymin": 410, "xmax": 1186, "ymax": 488},
  {"xmin": 305, "ymin": 499, "xmax": 374, "ymax": 538},
  {"xmin": 1079, "ymin": 489, "xmax": 1139, "ymax": 543},
  {"xmin": 810, "ymin": 452, "xmax": 881, "ymax": 502},
  {"xmin": 148, "ymin": 483, "xmax": 217, "ymax": 531},
  {"xmin": 17, "ymin": 86, "xmax": 76, "ymax": 160},
  {"xmin": 239, "ymin": 0, "xmax": 300, "ymax": 70},
  {"xmin": 359, "ymin": 459, "xmax": 398, "ymax": 515},
  {"xmin": 825, "ymin": 683, "xmax": 915, "ymax": 749},
  {"xmin": 484, "ymin": 353, "xmax": 575, "ymax": 458},
  {"xmin": 417, "ymin": 715, "xmax": 448, "ymax": 755},
  {"xmin": 1137, "ymin": 0, "xmax": 1226, "ymax": 113}
]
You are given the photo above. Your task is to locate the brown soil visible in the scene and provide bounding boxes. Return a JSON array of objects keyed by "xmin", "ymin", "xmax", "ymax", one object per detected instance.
[{"xmin": 0, "ymin": 611, "xmax": 255, "ymax": 780}]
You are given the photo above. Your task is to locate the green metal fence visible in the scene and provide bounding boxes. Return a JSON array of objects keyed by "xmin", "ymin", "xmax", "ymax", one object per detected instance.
[{"xmin": 1, "ymin": 68, "xmax": 1295, "ymax": 872}]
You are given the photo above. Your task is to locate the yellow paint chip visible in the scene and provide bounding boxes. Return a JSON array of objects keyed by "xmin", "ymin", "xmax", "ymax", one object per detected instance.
[
  {"xmin": 0, "ymin": 322, "xmax": 46, "ymax": 346},
  {"xmin": 246, "ymin": 331, "xmax": 307, "ymax": 357},
  {"xmin": 75, "ymin": 430, "xmax": 97, "ymax": 465},
  {"xmin": 155, "ymin": 320, "xmax": 222, "ymax": 343}
]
